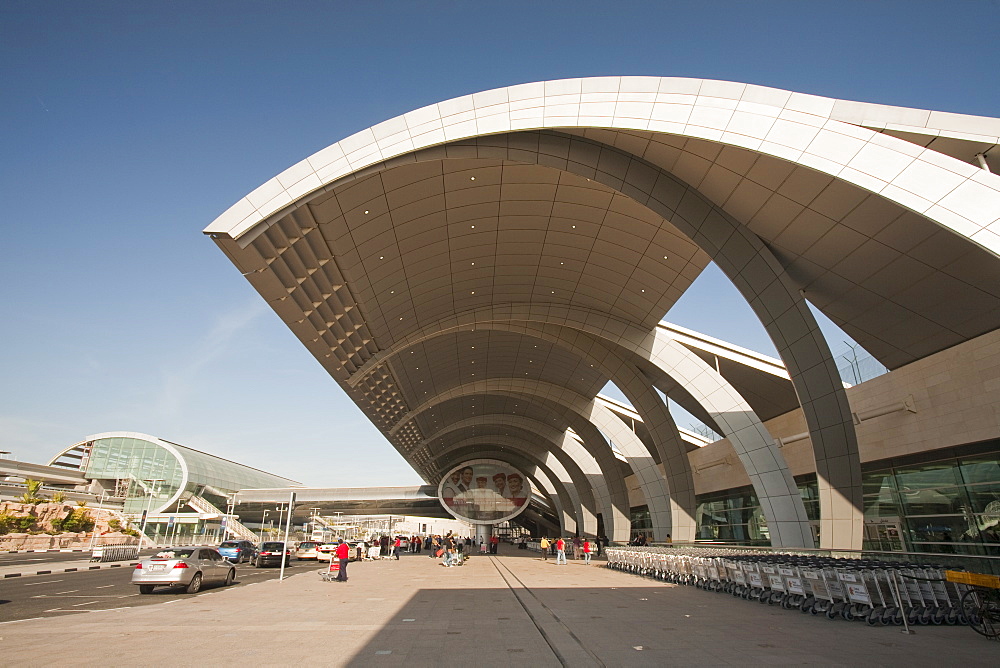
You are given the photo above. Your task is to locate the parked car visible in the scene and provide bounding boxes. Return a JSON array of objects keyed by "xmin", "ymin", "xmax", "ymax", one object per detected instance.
[
  {"xmin": 317, "ymin": 541, "xmax": 363, "ymax": 562},
  {"xmin": 218, "ymin": 539, "xmax": 257, "ymax": 563},
  {"xmin": 254, "ymin": 541, "xmax": 292, "ymax": 567},
  {"xmin": 131, "ymin": 547, "xmax": 235, "ymax": 594},
  {"xmin": 295, "ymin": 541, "xmax": 322, "ymax": 560}
]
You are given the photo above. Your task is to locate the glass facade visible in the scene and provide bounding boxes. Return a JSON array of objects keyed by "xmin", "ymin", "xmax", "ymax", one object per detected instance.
[
  {"xmin": 73, "ymin": 434, "xmax": 298, "ymax": 514},
  {"xmin": 691, "ymin": 439, "xmax": 1000, "ymax": 556},
  {"xmin": 861, "ymin": 442, "xmax": 1000, "ymax": 557}
]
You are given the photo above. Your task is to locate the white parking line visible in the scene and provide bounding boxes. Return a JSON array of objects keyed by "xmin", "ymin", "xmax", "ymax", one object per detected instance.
[
  {"xmin": 22, "ymin": 579, "xmax": 63, "ymax": 586},
  {"xmin": 95, "ymin": 584, "xmax": 115, "ymax": 589},
  {"xmin": 42, "ymin": 608, "xmax": 87, "ymax": 613},
  {"xmin": 0, "ymin": 616, "xmax": 46, "ymax": 625},
  {"xmin": 72, "ymin": 600, "xmax": 100, "ymax": 606},
  {"xmin": 54, "ymin": 590, "xmax": 79, "ymax": 594}
]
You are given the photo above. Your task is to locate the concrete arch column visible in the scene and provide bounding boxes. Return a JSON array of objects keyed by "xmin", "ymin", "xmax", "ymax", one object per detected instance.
[
  {"xmin": 429, "ymin": 434, "xmax": 597, "ymax": 537},
  {"xmin": 436, "ymin": 447, "xmax": 576, "ymax": 535},
  {"xmin": 421, "ymin": 413, "xmax": 624, "ymax": 539},
  {"xmin": 385, "ymin": 314, "xmax": 809, "ymax": 545},
  {"xmin": 380, "ymin": 133, "xmax": 862, "ymax": 549},
  {"xmin": 646, "ymin": 331, "xmax": 813, "ymax": 547},
  {"xmin": 393, "ymin": 378, "xmax": 673, "ymax": 541}
]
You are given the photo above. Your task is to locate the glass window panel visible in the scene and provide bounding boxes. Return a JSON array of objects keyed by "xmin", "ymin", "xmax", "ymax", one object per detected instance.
[
  {"xmin": 894, "ymin": 462, "xmax": 961, "ymax": 490},
  {"xmin": 965, "ymin": 481, "xmax": 1000, "ymax": 514},
  {"xmin": 898, "ymin": 485, "xmax": 967, "ymax": 516},
  {"xmin": 906, "ymin": 515, "xmax": 981, "ymax": 545},
  {"xmin": 958, "ymin": 455, "xmax": 1000, "ymax": 486}
]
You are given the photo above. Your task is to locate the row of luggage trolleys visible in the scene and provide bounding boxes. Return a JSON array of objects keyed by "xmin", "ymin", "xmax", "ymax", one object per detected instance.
[{"xmin": 606, "ymin": 547, "xmax": 969, "ymax": 627}]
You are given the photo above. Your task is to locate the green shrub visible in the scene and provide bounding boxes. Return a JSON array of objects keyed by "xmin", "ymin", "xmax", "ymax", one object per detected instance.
[
  {"xmin": 108, "ymin": 518, "xmax": 122, "ymax": 531},
  {"xmin": 17, "ymin": 516, "xmax": 36, "ymax": 531},
  {"xmin": 50, "ymin": 515, "xmax": 65, "ymax": 532},
  {"xmin": 51, "ymin": 491, "xmax": 66, "ymax": 503},
  {"xmin": 16, "ymin": 479, "xmax": 44, "ymax": 505},
  {"xmin": 0, "ymin": 512, "xmax": 14, "ymax": 535}
]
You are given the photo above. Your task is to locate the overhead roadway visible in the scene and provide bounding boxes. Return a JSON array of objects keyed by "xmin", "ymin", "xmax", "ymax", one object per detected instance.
[{"xmin": 206, "ymin": 76, "xmax": 1000, "ymax": 549}]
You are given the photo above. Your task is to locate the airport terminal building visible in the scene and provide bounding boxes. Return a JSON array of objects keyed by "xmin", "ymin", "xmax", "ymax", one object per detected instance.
[{"xmin": 202, "ymin": 76, "xmax": 1000, "ymax": 561}]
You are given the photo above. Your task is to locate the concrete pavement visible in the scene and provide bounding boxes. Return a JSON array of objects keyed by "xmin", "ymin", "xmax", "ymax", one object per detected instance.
[{"xmin": 1, "ymin": 547, "xmax": 997, "ymax": 667}]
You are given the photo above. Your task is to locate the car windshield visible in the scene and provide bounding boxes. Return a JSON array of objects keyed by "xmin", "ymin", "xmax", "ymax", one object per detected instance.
[
  {"xmin": 261, "ymin": 543, "xmax": 284, "ymax": 550},
  {"xmin": 298, "ymin": 542, "xmax": 319, "ymax": 548},
  {"xmin": 220, "ymin": 542, "xmax": 239, "ymax": 548},
  {"xmin": 154, "ymin": 549, "xmax": 195, "ymax": 559}
]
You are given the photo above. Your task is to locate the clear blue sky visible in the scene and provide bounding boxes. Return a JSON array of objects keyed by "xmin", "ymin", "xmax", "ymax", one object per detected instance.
[{"xmin": 2, "ymin": 1, "xmax": 998, "ymax": 485}]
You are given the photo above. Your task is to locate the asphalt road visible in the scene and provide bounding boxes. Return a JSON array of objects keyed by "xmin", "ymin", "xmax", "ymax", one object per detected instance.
[{"xmin": 0, "ymin": 557, "xmax": 318, "ymax": 622}]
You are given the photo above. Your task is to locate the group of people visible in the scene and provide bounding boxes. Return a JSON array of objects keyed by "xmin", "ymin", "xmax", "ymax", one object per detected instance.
[
  {"xmin": 428, "ymin": 532, "xmax": 470, "ymax": 567},
  {"xmin": 538, "ymin": 535, "xmax": 599, "ymax": 564}
]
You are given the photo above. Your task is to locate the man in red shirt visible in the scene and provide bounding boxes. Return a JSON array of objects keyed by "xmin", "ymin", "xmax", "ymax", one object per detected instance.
[
  {"xmin": 335, "ymin": 539, "xmax": 351, "ymax": 581},
  {"xmin": 555, "ymin": 537, "xmax": 566, "ymax": 565}
]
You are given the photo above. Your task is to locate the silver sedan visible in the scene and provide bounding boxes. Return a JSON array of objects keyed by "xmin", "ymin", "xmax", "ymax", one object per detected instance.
[{"xmin": 131, "ymin": 547, "xmax": 236, "ymax": 594}]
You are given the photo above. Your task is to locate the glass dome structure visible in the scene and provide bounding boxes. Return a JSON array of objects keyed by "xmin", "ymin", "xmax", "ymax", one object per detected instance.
[{"xmin": 49, "ymin": 431, "xmax": 300, "ymax": 514}]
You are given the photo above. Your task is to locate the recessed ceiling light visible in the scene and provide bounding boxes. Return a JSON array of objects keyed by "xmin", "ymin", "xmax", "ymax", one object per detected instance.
[
  {"xmin": 470, "ymin": 291, "xmax": 475, "ymax": 295},
  {"xmin": 379, "ymin": 256, "xmax": 384, "ymax": 260},
  {"xmin": 364, "ymin": 210, "xmax": 369, "ymax": 214},
  {"xmin": 470, "ymin": 176, "xmax": 476, "ymax": 181},
  {"xmin": 471, "ymin": 225, "xmax": 475, "ymax": 229}
]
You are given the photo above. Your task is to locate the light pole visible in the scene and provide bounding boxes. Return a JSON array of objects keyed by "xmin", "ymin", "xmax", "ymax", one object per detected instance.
[
  {"xmin": 224, "ymin": 493, "xmax": 238, "ymax": 541},
  {"xmin": 87, "ymin": 489, "xmax": 108, "ymax": 554},
  {"xmin": 260, "ymin": 510, "xmax": 271, "ymax": 543},
  {"xmin": 137, "ymin": 479, "xmax": 165, "ymax": 549}
]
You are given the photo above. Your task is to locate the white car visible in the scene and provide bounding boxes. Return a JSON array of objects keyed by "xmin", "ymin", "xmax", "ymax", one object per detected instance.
[
  {"xmin": 131, "ymin": 547, "xmax": 235, "ymax": 594},
  {"xmin": 295, "ymin": 541, "xmax": 322, "ymax": 560}
]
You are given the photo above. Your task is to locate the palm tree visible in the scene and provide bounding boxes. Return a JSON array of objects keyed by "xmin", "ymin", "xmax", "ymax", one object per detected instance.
[{"xmin": 17, "ymin": 479, "xmax": 44, "ymax": 504}]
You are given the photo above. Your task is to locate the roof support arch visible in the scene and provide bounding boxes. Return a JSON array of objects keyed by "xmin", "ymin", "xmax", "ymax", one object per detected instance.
[
  {"xmin": 421, "ymin": 413, "xmax": 625, "ymax": 540},
  {"xmin": 375, "ymin": 313, "xmax": 810, "ymax": 546},
  {"xmin": 435, "ymin": 447, "xmax": 576, "ymax": 535},
  {"xmin": 429, "ymin": 433, "xmax": 597, "ymax": 537},
  {"xmin": 395, "ymin": 378, "xmax": 673, "ymax": 541},
  {"xmin": 372, "ymin": 132, "xmax": 862, "ymax": 549}
]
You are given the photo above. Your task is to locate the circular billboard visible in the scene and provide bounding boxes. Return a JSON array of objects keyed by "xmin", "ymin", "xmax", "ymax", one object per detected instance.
[{"xmin": 437, "ymin": 459, "xmax": 530, "ymax": 524}]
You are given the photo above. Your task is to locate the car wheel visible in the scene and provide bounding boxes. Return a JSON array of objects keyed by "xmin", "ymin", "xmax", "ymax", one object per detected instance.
[
  {"xmin": 225, "ymin": 569, "xmax": 235, "ymax": 586},
  {"xmin": 186, "ymin": 572, "xmax": 203, "ymax": 594},
  {"xmin": 138, "ymin": 584, "xmax": 155, "ymax": 595}
]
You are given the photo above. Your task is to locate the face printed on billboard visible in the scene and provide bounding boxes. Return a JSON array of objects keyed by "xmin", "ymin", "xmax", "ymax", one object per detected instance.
[{"xmin": 438, "ymin": 460, "xmax": 530, "ymax": 523}]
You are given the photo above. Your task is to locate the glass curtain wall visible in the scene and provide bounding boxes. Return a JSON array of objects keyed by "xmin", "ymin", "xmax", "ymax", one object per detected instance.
[
  {"xmin": 84, "ymin": 437, "xmax": 183, "ymax": 513},
  {"xmin": 692, "ymin": 440, "xmax": 1000, "ymax": 555}
]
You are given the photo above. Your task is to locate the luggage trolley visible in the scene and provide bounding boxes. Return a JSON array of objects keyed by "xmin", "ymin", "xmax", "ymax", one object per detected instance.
[
  {"xmin": 947, "ymin": 570, "xmax": 1000, "ymax": 639},
  {"xmin": 779, "ymin": 565, "xmax": 807, "ymax": 610},
  {"xmin": 761, "ymin": 564, "xmax": 785, "ymax": 605}
]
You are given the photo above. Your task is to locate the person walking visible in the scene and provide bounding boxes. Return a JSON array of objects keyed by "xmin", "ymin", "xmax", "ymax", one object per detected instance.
[
  {"xmin": 582, "ymin": 538, "xmax": 592, "ymax": 564},
  {"xmin": 334, "ymin": 539, "xmax": 350, "ymax": 582},
  {"xmin": 555, "ymin": 537, "xmax": 567, "ymax": 565},
  {"xmin": 393, "ymin": 536, "xmax": 401, "ymax": 560},
  {"xmin": 572, "ymin": 535, "xmax": 581, "ymax": 560},
  {"xmin": 539, "ymin": 537, "xmax": 549, "ymax": 560}
]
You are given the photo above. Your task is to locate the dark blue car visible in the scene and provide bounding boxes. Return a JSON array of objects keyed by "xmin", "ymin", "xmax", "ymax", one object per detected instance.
[{"xmin": 218, "ymin": 540, "xmax": 256, "ymax": 563}]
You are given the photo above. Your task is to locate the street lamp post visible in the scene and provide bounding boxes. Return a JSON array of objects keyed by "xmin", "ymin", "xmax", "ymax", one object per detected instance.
[
  {"xmin": 137, "ymin": 479, "xmax": 165, "ymax": 549},
  {"xmin": 260, "ymin": 510, "xmax": 271, "ymax": 543}
]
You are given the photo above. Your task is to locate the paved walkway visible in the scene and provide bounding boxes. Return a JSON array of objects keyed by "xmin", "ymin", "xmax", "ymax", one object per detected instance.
[{"xmin": 1, "ymin": 547, "xmax": 997, "ymax": 666}]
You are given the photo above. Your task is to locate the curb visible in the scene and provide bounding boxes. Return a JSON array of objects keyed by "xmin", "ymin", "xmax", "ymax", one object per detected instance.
[
  {"xmin": 3, "ymin": 548, "xmax": 89, "ymax": 554},
  {"xmin": 2, "ymin": 561, "xmax": 139, "ymax": 579}
]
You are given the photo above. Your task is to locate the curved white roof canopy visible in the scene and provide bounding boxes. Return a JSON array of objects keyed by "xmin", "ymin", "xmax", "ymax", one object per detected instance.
[{"xmin": 206, "ymin": 77, "xmax": 1000, "ymax": 549}]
